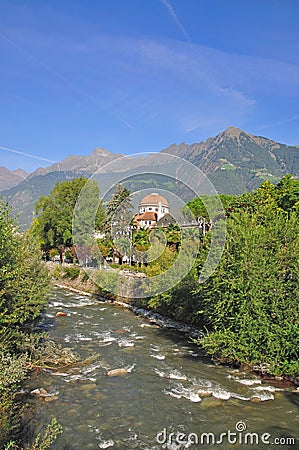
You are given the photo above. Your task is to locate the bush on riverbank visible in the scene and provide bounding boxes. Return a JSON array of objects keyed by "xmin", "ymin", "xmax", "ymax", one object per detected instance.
[
  {"xmin": 196, "ymin": 209, "xmax": 299, "ymax": 376},
  {"xmin": 143, "ymin": 179, "xmax": 299, "ymax": 377},
  {"xmin": 53, "ymin": 265, "xmax": 81, "ymax": 280},
  {"xmin": 0, "ymin": 199, "xmax": 63, "ymax": 448}
]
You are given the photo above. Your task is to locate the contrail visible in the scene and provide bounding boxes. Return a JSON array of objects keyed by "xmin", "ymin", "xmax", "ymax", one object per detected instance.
[
  {"xmin": 0, "ymin": 145, "xmax": 57, "ymax": 164},
  {"xmin": 160, "ymin": 0, "xmax": 191, "ymax": 42}
]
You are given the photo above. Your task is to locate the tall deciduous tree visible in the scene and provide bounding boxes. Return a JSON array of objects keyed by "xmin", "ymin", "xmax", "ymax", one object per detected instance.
[
  {"xmin": 0, "ymin": 198, "xmax": 49, "ymax": 342},
  {"xmin": 276, "ymin": 174, "xmax": 299, "ymax": 212},
  {"xmin": 102, "ymin": 184, "xmax": 132, "ymax": 234},
  {"xmin": 101, "ymin": 184, "xmax": 133, "ymax": 264},
  {"xmin": 196, "ymin": 210, "xmax": 299, "ymax": 375},
  {"xmin": 33, "ymin": 177, "xmax": 102, "ymax": 262}
]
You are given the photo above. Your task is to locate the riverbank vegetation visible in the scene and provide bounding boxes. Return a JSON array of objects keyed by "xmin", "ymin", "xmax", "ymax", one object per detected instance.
[
  {"xmin": 148, "ymin": 176, "xmax": 299, "ymax": 377},
  {"xmin": 34, "ymin": 175, "xmax": 299, "ymax": 378},
  {"xmin": 0, "ymin": 198, "xmax": 64, "ymax": 448}
]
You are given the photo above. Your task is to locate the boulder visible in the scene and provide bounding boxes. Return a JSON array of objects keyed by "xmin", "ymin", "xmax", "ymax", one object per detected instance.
[
  {"xmin": 44, "ymin": 395, "xmax": 59, "ymax": 402},
  {"xmin": 106, "ymin": 368, "xmax": 128, "ymax": 376},
  {"xmin": 201, "ymin": 397, "xmax": 222, "ymax": 408},
  {"xmin": 30, "ymin": 387, "xmax": 49, "ymax": 397}
]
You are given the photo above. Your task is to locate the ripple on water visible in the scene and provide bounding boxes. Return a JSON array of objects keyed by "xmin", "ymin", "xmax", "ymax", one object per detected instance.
[
  {"xmin": 64, "ymin": 333, "xmax": 92, "ymax": 342},
  {"xmin": 250, "ymin": 385, "xmax": 283, "ymax": 392},
  {"xmin": 118, "ymin": 339, "xmax": 135, "ymax": 347},
  {"xmin": 98, "ymin": 440, "xmax": 114, "ymax": 448},
  {"xmin": 228, "ymin": 375, "xmax": 262, "ymax": 386},
  {"xmin": 154, "ymin": 367, "xmax": 277, "ymax": 404},
  {"xmin": 164, "ymin": 383, "xmax": 202, "ymax": 403},
  {"xmin": 150, "ymin": 353, "xmax": 165, "ymax": 360},
  {"xmin": 129, "ymin": 333, "xmax": 144, "ymax": 340}
]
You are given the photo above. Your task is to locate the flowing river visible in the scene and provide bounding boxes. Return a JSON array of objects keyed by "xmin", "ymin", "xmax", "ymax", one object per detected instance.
[{"xmin": 25, "ymin": 288, "xmax": 298, "ymax": 449}]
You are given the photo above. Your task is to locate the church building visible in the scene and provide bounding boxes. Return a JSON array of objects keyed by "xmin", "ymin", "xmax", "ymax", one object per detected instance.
[{"xmin": 133, "ymin": 193, "xmax": 169, "ymax": 229}]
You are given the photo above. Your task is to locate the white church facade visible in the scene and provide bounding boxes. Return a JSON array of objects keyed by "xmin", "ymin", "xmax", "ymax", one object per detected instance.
[{"xmin": 133, "ymin": 193, "xmax": 169, "ymax": 229}]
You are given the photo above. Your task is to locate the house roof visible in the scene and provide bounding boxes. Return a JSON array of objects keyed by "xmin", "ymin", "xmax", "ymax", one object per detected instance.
[
  {"xmin": 137, "ymin": 211, "xmax": 157, "ymax": 221},
  {"xmin": 156, "ymin": 213, "xmax": 176, "ymax": 226},
  {"xmin": 139, "ymin": 193, "xmax": 168, "ymax": 206}
]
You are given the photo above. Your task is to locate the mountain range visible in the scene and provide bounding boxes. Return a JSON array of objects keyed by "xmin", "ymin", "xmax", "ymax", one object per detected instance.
[
  {"xmin": 1, "ymin": 126, "xmax": 298, "ymax": 229},
  {"xmin": 0, "ymin": 167, "xmax": 29, "ymax": 191}
]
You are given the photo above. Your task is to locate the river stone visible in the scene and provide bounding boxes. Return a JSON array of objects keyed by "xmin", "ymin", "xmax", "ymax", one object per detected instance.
[
  {"xmin": 201, "ymin": 397, "xmax": 222, "ymax": 408},
  {"xmin": 106, "ymin": 368, "xmax": 128, "ymax": 376},
  {"xmin": 80, "ymin": 383, "xmax": 97, "ymax": 391},
  {"xmin": 122, "ymin": 346, "xmax": 135, "ymax": 352},
  {"xmin": 44, "ymin": 395, "xmax": 59, "ymax": 402},
  {"xmin": 243, "ymin": 406, "xmax": 255, "ymax": 412},
  {"xmin": 31, "ymin": 388, "xmax": 49, "ymax": 397},
  {"xmin": 93, "ymin": 392, "xmax": 106, "ymax": 402},
  {"xmin": 67, "ymin": 408, "xmax": 80, "ymax": 416},
  {"xmin": 197, "ymin": 390, "xmax": 212, "ymax": 397}
]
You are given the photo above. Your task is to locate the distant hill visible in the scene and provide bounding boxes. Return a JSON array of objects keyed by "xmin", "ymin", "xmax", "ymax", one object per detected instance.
[
  {"xmin": 1, "ymin": 148, "xmax": 123, "ymax": 230},
  {"xmin": 28, "ymin": 147, "xmax": 122, "ymax": 178},
  {"xmin": 1, "ymin": 127, "xmax": 299, "ymax": 229},
  {"xmin": 0, "ymin": 167, "xmax": 29, "ymax": 191}
]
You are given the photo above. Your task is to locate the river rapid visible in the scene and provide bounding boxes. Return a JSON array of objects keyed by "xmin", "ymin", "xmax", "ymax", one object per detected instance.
[{"xmin": 25, "ymin": 288, "xmax": 298, "ymax": 449}]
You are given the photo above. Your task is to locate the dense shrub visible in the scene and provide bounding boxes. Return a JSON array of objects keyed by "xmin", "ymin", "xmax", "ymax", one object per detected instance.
[
  {"xmin": 0, "ymin": 199, "xmax": 64, "ymax": 447},
  {"xmin": 62, "ymin": 266, "xmax": 80, "ymax": 280},
  {"xmin": 196, "ymin": 210, "xmax": 299, "ymax": 375}
]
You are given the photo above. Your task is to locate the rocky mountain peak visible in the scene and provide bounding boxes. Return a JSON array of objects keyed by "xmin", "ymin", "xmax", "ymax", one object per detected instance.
[
  {"xmin": 223, "ymin": 126, "xmax": 243, "ymax": 138},
  {"xmin": 91, "ymin": 148, "xmax": 111, "ymax": 157},
  {"xmin": 11, "ymin": 168, "xmax": 29, "ymax": 179},
  {"xmin": 0, "ymin": 167, "xmax": 29, "ymax": 191}
]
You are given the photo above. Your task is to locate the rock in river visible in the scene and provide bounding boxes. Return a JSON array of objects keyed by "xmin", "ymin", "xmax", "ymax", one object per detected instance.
[
  {"xmin": 30, "ymin": 388, "xmax": 49, "ymax": 397},
  {"xmin": 56, "ymin": 311, "xmax": 68, "ymax": 317},
  {"xmin": 106, "ymin": 368, "xmax": 128, "ymax": 376}
]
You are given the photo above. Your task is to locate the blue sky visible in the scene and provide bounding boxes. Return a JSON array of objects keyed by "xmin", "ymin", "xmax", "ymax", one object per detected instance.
[{"xmin": 0, "ymin": 0, "xmax": 299, "ymax": 171}]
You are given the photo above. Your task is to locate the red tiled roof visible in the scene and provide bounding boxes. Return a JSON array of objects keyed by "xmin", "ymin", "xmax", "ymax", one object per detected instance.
[
  {"xmin": 138, "ymin": 211, "xmax": 157, "ymax": 221},
  {"xmin": 140, "ymin": 193, "xmax": 168, "ymax": 206}
]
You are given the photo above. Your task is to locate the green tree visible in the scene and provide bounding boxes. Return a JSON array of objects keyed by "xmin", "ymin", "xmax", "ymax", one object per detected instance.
[
  {"xmin": 132, "ymin": 228, "xmax": 150, "ymax": 265},
  {"xmin": 133, "ymin": 228, "xmax": 150, "ymax": 252},
  {"xmin": 186, "ymin": 194, "xmax": 234, "ymax": 220},
  {"xmin": 276, "ymin": 174, "xmax": 299, "ymax": 212},
  {"xmin": 101, "ymin": 184, "xmax": 133, "ymax": 264},
  {"xmin": 33, "ymin": 177, "xmax": 102, "ymax": 262},
  {"xmin": 0, "ymin": 201, "xmax": 49, "ymax": 338},
  {"xmin": 196, "ymin": 210, "xmax": 299, "ymax": 375},
  {"xmin": 227, "ymin": 176, "xmax": 299, "ymax": 216},
  {"xmin": 0, "ymin": 198, "xmax": 50, "ymax": 446},
  {"xmin": 102, "ymin": 184, "xmax": 132, "ymax": 235},
  {"xmin": 165, "ymin": 223, "xmax": 181, "ymax": 251}
]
